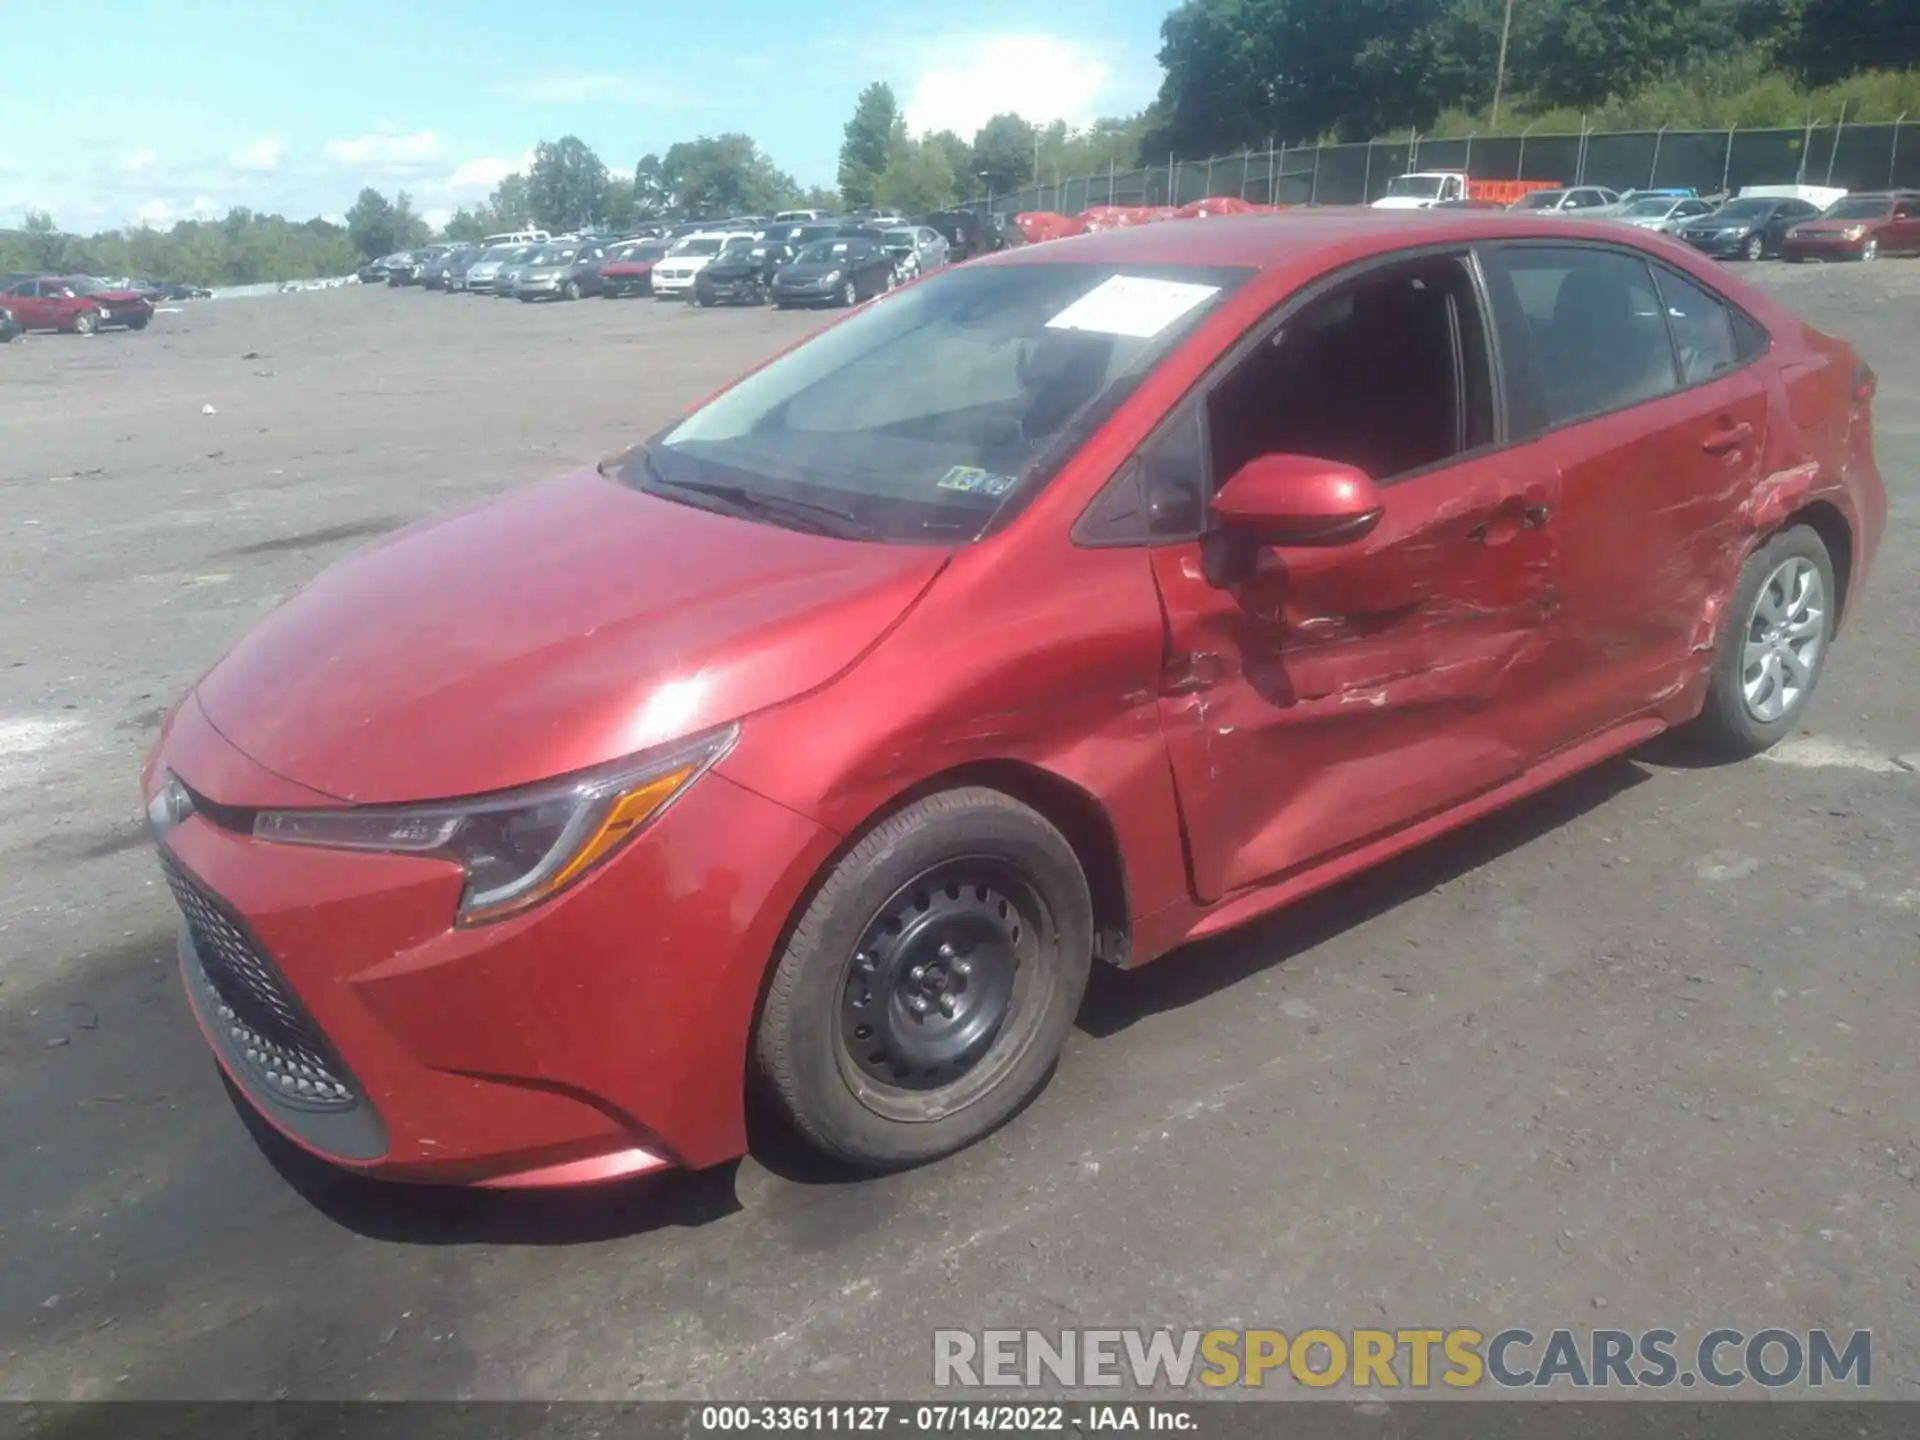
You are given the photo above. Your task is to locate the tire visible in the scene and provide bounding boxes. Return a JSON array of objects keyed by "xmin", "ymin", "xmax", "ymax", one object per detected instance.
[
  {"xmin": 562, "ymin": 279, "xmax": 581, "ymax": 300},
  {"xmin": 1688, "ymin": 525, "xmax": 1837, "ymax": 758},
  {"xmin": 129, "ymin": 316, "xmax": 149, "ymax": 330},
  {"xmin": 754, "ymin": 787, "xmax": 1095, "ymax": 1170},
  {"xmin": 72, "ymin": 311, "xmax": 97, "ymax": 336},
  {"xmin": 840, "ymin": 279, "xmax": 858, "ymax": 307},
  {"xmin": 1743, "ymin": 233, "xmax": 1765, "ymax": 261},
  {"xmin": 1860, "ymin": 237, "xmax": 1879, "ymax": 262}
]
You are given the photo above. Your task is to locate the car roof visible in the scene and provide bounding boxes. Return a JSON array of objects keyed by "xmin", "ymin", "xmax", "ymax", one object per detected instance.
[{"xmin": 970, "ymin": 208, "xmax": 1703, "ymax": 275}]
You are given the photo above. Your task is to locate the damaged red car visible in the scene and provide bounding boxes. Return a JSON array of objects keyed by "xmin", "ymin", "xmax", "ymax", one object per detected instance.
[{"xmin": 144, "ymin": 212, "xmax": 1885, "ymax": 1189}]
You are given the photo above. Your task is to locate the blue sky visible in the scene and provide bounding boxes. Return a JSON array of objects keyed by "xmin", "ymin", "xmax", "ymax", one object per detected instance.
[{"xmin": 0, "ymin": 0, "xmax": 1170, "ymax": 233}]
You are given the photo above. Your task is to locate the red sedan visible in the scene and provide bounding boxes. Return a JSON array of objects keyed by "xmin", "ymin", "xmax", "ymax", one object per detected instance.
[
  {"xmin": 597, "ymin": 239, "xmax": 667, "ymax": 297},
  {"xmin": 144, "ymin": 211, "xmax": 1886, "ymax": 1189},
  {"xmin": 0, "ymin": 275, "xmax": 154, "ymax": 333}
]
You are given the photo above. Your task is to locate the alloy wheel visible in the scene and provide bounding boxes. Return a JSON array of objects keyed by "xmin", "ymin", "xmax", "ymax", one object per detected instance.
[
  {"xmin": 1744, "ymin": 233, "xmax": 1765, "ymax": 260},
  {"xmin": 1741, "ymin": 557, "xmax": 1826, "ymax": 723},
  {"xmin": 1861, "ymin": 237, "xmax": 1879, "ymax": 262}
]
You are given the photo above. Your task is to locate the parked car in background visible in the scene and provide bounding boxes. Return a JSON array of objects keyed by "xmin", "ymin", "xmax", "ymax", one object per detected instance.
[
  {"xmin": 358, "ymin": 254, "xmax": 405, "ymax": 284},
  {"xmin": 691, "ymin": 239, "xmax": 798, "ymax": 307},
  {"xmin": 1508, "ymin": 186, "xmax": 1624, "ymax": 217},
  {"xmin": 651, "ymin": 231, "xmax": 757, "ymax": 299},
  {"xmin": 143, "ymin": 211, "xmax": 1885, "ymax": 1190},
  {"xmin": 494, "ymin": 246, "xmax": 546, "ymax": 297},
  {"xmin": 386, "ymin": 248, "xmax": 449, "ymax": 286},
  {"xmin": 598, "ymin": 239, "xmax": 668, "ymax": 297},
  {"xmin": 460, "ymin": 245, "xmax": 519, "ymax": 295},
  {"xmin": 880, "ymin": 225, "xmax": 950, "ymax": 280},
  {"xmin": 421, "ymin": 245, "xmax": 481, "ymax": 290},
  {"xmin": 483, "ymin": 229, "xmax": 551, "ymax": 246},
  {"xmin": 1614, "ymin": 194, "xmax": 1718, "ymax": 233},
  {"xmin": 769, "ymin": 235, "xmax": 895, "ymax": 307},
  {"xmin": 1782, "ymin": 191, "xmax": 1920, "ymax": 263},
  {"xmin": 0, "ymin": 276, "xmax": 153, "ymax": 333},
  {"xmin": 1372, "ymin": 171, "xmax": 1561, "ymax": 209},
  {"xmin": 773, "ymin": 209, "xmax": 827, "ymax": 223},
  {"xmin": 922, "ymin": 210, "xmax": 1003, "ymax": 261},
  {"xmin": 1678, "ymin": 195, "xmax": 1824, "ymax": 260},
  {"xmin": 512, "ymin": 241, "xmax": 610, "ymax": 301}
]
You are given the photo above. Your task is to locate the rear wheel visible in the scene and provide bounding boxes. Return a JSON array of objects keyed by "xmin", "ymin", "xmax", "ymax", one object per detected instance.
[
  {"xmin": 754, "ymin": 788, "xmax": 1094, "ymax": 1169},
  {"xmin": 1688, "ymin": 525, "xmax": 1836, "ymax": 757}
]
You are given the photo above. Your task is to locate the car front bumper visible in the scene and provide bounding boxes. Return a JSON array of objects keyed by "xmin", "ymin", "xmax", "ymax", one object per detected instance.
[
  {"xmin": 650, "ymin": 272, "xmax": 697, "ymax": 295},
  {"xmin": 1782, "ymin": 234, "xmax": 1870, "ymax": 260},
  {"xmin": 694, "ymin": 275, "xmax": 763, "ymax": 303},
  {"xmin": 146, "ymin": 696, "xmax": 833, "ymax": 1187},
  {"xmin": 600, "ymin": 270, "xmax": 653, "ymax": 293},
  {"xmin": 773, "ymin": 281, "xmax": 838, "ymax": 304},
  {"xmin": 1679, "ymin": 230, "xmax": 1760, "ymax": 257}
]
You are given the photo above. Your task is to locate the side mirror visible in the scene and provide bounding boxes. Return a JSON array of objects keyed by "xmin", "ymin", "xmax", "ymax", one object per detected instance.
[{"xmin": 1211, "ymin": 454, "xmax": 1385, "ymax": 548}]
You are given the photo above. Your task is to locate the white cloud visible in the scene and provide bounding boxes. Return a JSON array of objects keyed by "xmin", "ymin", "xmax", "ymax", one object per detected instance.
[
  {"xmin": 492, "ymin": 73, "xmax": 685, "ymax": 106},
  {"xmin": 136, "ymin": 198, "xmax": 175, "ymax": 226},
  {"xmin": 449, "ymin": 156, "xmax": 516, "ymax": 192},
  {"xmin": 119, "ymin": 149, "xmax": 157, "ymax": 175},
  {"xmin": 231, "ymin": 138, "xmax": 284, "ymax": 172},
  {"xmin": 323, "ymin": 128, "xmax": 444, "ymax": 167},
  {"xmin": 901, "ymin": 35, "xmax": 1119, "ymax": 138},
  {"xmin": 422, "ymin": 206, "xmax": 453, "ymax": 229}
]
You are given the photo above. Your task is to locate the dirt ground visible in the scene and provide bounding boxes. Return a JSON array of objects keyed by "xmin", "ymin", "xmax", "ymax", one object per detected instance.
[{"xmin": 1, "ymin": 258, "xmax": 1916, "ymax": 1402}]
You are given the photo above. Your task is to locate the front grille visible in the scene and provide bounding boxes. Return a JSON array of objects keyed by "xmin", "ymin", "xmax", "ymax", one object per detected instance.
[{"xmin": 160, "ymin": 852, "xmax": 358, "ymax": 1110}]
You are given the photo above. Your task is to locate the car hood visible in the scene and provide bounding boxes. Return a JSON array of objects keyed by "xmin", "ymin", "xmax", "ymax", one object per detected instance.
[
  {"xmin": 521, "ymin": 265, "xmax": 566, "ymax": 278},
  {"xmin": 778, "ymin": 263, "xmax": 840, "ymax": 282},
  {"xmin": 193, "ymin": 469, "xmax": 948, "ymax": 804},
  {"xmin": 1792, "ymin": 219, "xmax": 1880, "ymax": 234},
  {"xmin": 601, "ymin": 259, "xmax": 656, "ymax": 273},
  {"xmin": 702, "ymin": 260, "xmax": 760, "ymax": 278}
]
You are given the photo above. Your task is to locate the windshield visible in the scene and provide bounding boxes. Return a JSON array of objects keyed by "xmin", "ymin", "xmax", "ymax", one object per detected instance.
[
  {"xmin": 1386, "ymin": 175, "xmax": 1447, "ymax": 199},
  {"xmin": 1623, "ymin": 197, "xmax": 1677, "ymax": 217},
  {"xmin": 672, "ymin": 238, "xmax": 724, "ymax": 257},
  {"xmin": 1716, "ymin": 200, "xmax": 1774, "ymax": 220},
  {"xmin": 794, "ymin": 225, "xmax": 842, "ymax": 247},
  {"xmin": 1513, "ymin": 191, "xmax": 1565, "ymax": 210},
  {"xmin": 634, "ymin": 262, "xmax": 1249, "ymax": 544},
  {"xmin": 796, "ymin": 240, "xmax": 857, "ymax": 264},
  {"xmin": 530, "ymin": 246, "xmax": 578, "ymax": 264},
  {"xmin": 612, "ymin": 242, "xmax": 663, "ymax": 260},
  {"xmin": 1822, "ymin": 197, "xmax": 1892, "ymax": 219},
  {"xmin": 883, "ymin": 229, "xmax": 916, "ymax": 247},
  {"xmin": 66, "ymin": 278, "xmax": 109, "ymax": 295}
]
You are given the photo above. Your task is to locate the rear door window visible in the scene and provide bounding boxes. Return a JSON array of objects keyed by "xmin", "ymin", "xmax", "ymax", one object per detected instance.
[
  {"xmin": 1483, "ymin": 245, "xmax": 1680, "ymax": 430},
  {"xmin": 1651, "ymin": 267, "xmax": 1739, "ymax": 385}
]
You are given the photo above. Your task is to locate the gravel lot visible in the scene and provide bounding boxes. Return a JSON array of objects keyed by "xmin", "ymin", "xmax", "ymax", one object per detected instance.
[{"xmin": 1, "ymin": 261, "xmax": 1916, "ymax": 1402}]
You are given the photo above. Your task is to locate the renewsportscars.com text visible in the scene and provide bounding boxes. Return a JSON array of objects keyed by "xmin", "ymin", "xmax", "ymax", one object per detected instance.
[{"xmin": 932, "ymin": 1327, "xmax": 1872, "ymax": 1390}]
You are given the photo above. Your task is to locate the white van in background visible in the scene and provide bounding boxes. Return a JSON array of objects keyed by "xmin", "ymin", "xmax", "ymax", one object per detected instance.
[{"xmin": 483, "ymin": 229, "xmax": 551, "ymax": 246}]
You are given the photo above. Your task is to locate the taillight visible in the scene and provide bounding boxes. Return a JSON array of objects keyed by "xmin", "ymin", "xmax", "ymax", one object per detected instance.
[{"xmin": 1853, "ymin": 362, "xmax": 1877, "ymax": 404}]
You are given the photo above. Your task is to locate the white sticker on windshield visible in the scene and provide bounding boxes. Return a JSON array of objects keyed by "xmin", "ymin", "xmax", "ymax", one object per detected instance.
[{"xmin": 1045, "ymin": 275, "xmax": 1221, "ymax": 339}]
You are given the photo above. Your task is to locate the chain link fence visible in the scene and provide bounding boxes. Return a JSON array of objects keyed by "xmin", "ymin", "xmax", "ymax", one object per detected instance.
[{"xmin": 968, "ymin": 120, "xmax": 1919, "ymax": 217}]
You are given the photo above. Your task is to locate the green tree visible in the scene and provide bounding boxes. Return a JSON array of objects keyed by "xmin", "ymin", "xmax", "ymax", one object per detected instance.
[
  {"xmin": 924, "ymin": 130, "xmax": 975, "ymax": 188},
  {"xmin": 489, "ymin": 172, "xmax": 533, "ymax": 227},
  {"xmin": 345, "ymin": 187, "xmax": 406, "ymax": 259},
  {"xmin": 658, "ymin": 134, "xmax": 801, "ymax": 216},
  {"xmin": 1791, "ymin": 0, "xmax": 1920, "ymax": 84},
  {"xmin": 839, "ymin": 82, "xmax": 902, "ymax": 207},
  {"xmin": 971, "ymin": 113, "xmax": 1037, "ymax": 195},
  {"xmin": 874, "ymin": 137, "xmax": 958, "ymax": 213},
  {"xmin": 441, "ymin": 207, "xmax": 493, "ymax": 242},
  {"xmin": 526, "ymin": 136, "xmax": 610, "ymax": 231}
]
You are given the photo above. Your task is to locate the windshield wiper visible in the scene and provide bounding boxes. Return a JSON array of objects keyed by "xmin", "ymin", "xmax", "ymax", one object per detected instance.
[{"xmin": 639, "ymin": 453, "xmax": 872, "ymax": 538}]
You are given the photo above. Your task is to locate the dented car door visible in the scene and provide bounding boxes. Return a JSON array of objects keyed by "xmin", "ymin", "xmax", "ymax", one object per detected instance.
[{"xmin": 1148, "ymin": 450, "xmax": 1560, "ymax": 903}]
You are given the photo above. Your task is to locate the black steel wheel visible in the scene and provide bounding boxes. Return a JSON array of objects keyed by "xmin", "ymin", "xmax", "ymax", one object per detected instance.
[{"xmin": 755, "ymin": 788, "xmax": 1094, "ymax": 1169}]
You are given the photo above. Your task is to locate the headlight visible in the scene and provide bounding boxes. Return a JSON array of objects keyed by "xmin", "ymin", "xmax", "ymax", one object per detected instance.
[
  {"xmin": 147, "ymin": 772, "xmax": 195, "ymax": 841},
  {"xmin": 823, "ymin": 269, "xmax": 843, "ymax": 284},
  {"xmin": 1723, "ymin": 225, "xmax": 1752, "ymax": 237},
  {"xmin": 252, "ymin": 725, "xmax": 737, "ymax": 924},
  {"xmin": 1843, "ymin": 225, "xmax": 1867, "ymax": 240}
]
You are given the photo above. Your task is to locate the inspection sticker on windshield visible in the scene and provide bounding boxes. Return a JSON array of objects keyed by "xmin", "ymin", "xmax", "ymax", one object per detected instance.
[
  {"xmin": 1045, "ymin": 275, "xmax": 1221, "ymax": 338},
  {"xmin": 937, "ymin": 465, "xmax": 1017, "ymax": 496}
]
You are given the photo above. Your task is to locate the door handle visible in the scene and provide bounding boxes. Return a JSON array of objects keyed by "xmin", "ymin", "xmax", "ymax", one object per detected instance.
[
  {"xmin": 1702, "ymin": 421, "xmax": 1754, "ymax": 455},
  {"xmin": 1467, "ymin": 499, "xmax": 1551, "ymax": 544}
]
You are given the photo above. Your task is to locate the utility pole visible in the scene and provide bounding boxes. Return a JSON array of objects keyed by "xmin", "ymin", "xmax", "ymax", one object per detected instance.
[{"xmin": 1490, "ymin": 0, "xmax": 1517, "ymax": 128}]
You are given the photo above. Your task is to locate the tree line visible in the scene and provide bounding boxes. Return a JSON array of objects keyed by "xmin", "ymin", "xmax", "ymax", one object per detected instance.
[{"xmin": 6, "ymin": 0, "xmax": 1912, "ymax": 284}]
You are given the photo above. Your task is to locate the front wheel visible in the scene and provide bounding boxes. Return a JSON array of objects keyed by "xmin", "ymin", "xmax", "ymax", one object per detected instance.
[
  {"xmin": 562, "ymin": 279, "xmax": 581, "ymax": 300},
  {"xmin": 72, "ymin": 311, "xmax": 97, "ymax": 336},
  {"xmin": 1860, "ymin": 237, "xmax": 1879, "ymax": 262},
  {"xmin": 1743, "ymin": 233, "xmax": 1765, "ymax": 261},
  {"xmin": 840, "ymin": 279, "xmax": 858, "ymax": 307},
  {"xmin": 128, "ymin": 316, "xmax": 149, "ymax": 330},
  {"xmin": 754, "ymin": 788, "xmax": 1094, "ymax": 1169},
  {"xmin": 1687, "ymin": 525, "xmax": 1836, "ymax": 758}
]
